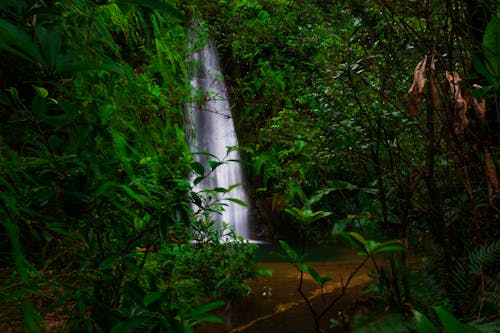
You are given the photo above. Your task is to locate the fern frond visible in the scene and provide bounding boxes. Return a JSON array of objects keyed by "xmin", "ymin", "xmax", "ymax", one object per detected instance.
[
  {"xmin": 351, "ymin": 313, "xmax": 415, "ymax": 333},
  {"xmin": 484, "ymin": 272, "xmax": 500, "ymax": 308},
  {"xmin": 468, "ymin": 239, "xmax": 500, "ymax": 273},
  {"xmin": 408, "ymin": 267, "xmax": 447, "ymax": 309},
  {"xmin": 468, "ymin": 318, "xmax": 500, "ymax": 333},
  {"xmin": 450, "ymin": 260, "xmax": 473, "ymax": 296}
]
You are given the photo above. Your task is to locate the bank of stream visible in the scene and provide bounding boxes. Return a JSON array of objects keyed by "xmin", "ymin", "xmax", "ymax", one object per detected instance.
[{"xmin": 198, "ymin": 244, "xmax": 375, "ymax": 333}]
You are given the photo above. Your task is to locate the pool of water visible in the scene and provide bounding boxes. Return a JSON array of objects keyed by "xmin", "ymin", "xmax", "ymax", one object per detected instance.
[{"xmin": 197, "ymin": 244, "xmax": 375, "ymax": 333}]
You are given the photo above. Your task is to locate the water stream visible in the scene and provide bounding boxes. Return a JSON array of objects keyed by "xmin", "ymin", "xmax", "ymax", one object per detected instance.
[{"xmin": 185, "ymin": 36, "xmax": 250, "ymax": 239}]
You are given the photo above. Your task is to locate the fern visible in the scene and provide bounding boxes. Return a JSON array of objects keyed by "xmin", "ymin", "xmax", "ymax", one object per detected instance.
[
  {"xmin": 468, "ymin": 318, "xmax": 500, "ymax": 333},
  {"xmin": 482, "ymin": 271, "xmax": 500, "ymax": 311},
  {"xmin": 351, "ymin": 312, "xmax": 415, "ymax": 333},
  {"xmin": 409, "ymin": 266, "xmax": 447, "ymax": 309},
  {"xmin": 468, "ymin": 240, "xmax": 500, "ymax": 274}
]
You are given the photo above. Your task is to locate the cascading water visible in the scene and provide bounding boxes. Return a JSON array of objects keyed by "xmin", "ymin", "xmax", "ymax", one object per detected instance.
[{"xmin": 185, "ymin": 37, "xmax": 250, "ymax": 240}]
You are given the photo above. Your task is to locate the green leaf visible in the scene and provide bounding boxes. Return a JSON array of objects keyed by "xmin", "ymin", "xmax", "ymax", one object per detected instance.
[
  {"xmin": 96, "ymin": 182, "xmax": 116, "ymax": 197},
  {"xmin": 284, "ymin": 207, "xmax": 302, "ymax": 220},
  {"xmin": 143, "ymin": 292, "xmax": 162, "ymax": 307},
  {"xmin": 471, "ymin": 52, "xmax": 497, "ymax": 85},
  {"xmin": 36, "ymin": 26, "xmax": 61, "ymax": 69},
  {"xmin": 341, "ymin": 231, "xmax": 368, "ymax": 252},
  {"xmin": 279, "ymin": 240, "xmax": 299, "ymax": 263},
  {"xmin": 115, "ymin": 0, "xmax": 186, "ymax": 22},
  {"xmin": 56, "ymin": 62, "xmax": 125, "ymax": 74},
  {"xmin": 414, "ymin": 310, "xmax": 438, "ymax": 333},
  {"xmin": 33, "ymin": 86, "xmax": 49, "ymax": 98},
  {"xmin": 188, "ymin": 300, "xmax": 225, "ymax": 318},
  {"xmin": 434, "ymin": 306, "xmax": 476, "ymax": 333},
  {"xmin": 310, "ymin": 210, "xmax": 332, "ymax": 222},
  {"xmin": 123, "ymin": 281, "xmax": 146, "ymax": 308},
  {"xmin": 307, "ymin": 265, "xmax": 322, "ymax": 284},
  {"xmin": 483, "ymin": 15, "xmax": 500, "ymax": 79},
  {"xmin": 257, "ymin": 267, "xmax": 273, "ymax": 278},
  {"xmin": 296, "ymin": 263, "xmax": 309, "ymax": 273},
  {"xmin": 328, "ymin": 180, "xmax": 358, "ymax": 191},
  {"xmin": 193, "ymin": 176, "xmax": 204, "ymax": 185},
  {"xmin": 110, "ymin": 322, "xmax": 127, "ymax": 333},
  {"xmin": 202, "ymin": 315, "xmax": 225, "ymax": 324},
  {"xmin": 372, "ymin": 239, "xmax": 406, "ymax": 254},
  {"xmin": 0, "ymin": 18, "xmax": 45, "ymax": 65},
  {"xmin": 279, "ymin": 239, "xmax": 292, "ymax": 253},
  {"xmin": 320, "ymin": 276, "xmax": 333, "ymax": 285},
  {"xmin": 120, "ymin": 185, "xmax": 146, "ymax": 205},
  {"xmin": 23, "ymin": 301, "xmax": 44, "ymax": 333},
  {"xmin": 207, "ymin": 160, "xmax": 224, "ymax": 170},
  {"xmin": 332, "ymin": 216, "xmax": 355, "ymax": 236},
  {"xmin": 225, "ymin": 197, "xmax": 249, "ymax": 208},
  {"xmin": 191, "ymin": 161, "xmax": 205, "ymax": 176}
]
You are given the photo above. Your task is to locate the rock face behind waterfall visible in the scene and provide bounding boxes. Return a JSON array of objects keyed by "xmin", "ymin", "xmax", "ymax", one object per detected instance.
[{"xmin": 185, "ymin": 40, "xmax": 250, "ymax": 239}]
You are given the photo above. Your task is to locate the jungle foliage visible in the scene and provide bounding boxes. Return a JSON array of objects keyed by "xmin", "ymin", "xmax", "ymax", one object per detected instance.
[
  {"xmin": 1, "ymin": 0, "xmax": 500, "ymax": 332},
  {"xmin": 0, "ymin": 0, "xmax": 256, "ymax": 332}
]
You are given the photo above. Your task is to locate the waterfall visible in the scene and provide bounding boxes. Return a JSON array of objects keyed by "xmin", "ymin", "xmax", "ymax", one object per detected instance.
[{"xmin": 185, "ymin": 37, "xmax": 250, "ymax": 240}]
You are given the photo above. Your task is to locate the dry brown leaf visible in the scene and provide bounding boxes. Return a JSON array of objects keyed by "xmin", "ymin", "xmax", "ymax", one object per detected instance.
[
  {"xmin": 408, "ymin": 56, "xmax": 428, "ymax": 116},
  {"xmin": 446, "ymin": 71, "xmax": 470, "ymax": 134},
  {"xmin": 472, "ymin": 84, "xmax": 487, "ymax": 129}
]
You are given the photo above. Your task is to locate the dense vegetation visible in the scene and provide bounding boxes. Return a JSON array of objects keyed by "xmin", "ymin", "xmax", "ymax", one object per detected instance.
[{"xmin": 1, "ymin": 0, "xmax": 499, "ymax": 332}]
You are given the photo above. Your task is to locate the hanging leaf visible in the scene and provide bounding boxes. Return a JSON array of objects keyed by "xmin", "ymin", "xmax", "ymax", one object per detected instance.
[
  {"xmin": 408, "ymin": 56, "xmax": 428, "ymax": 117},
  {"xmin": 445, "ymin": 71, "xmax": 470, "ymax": 134},
  {"xmin": 225, "ymin": 197, "xmax": 249, "ymax": 208},
  {"xmin": 483, "ymin": 15, "xmax": 500, "ymax": 79}
]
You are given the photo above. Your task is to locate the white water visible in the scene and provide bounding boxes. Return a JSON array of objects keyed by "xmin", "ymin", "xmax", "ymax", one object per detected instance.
[{"xmin": 185, "ymin": 39, "xmax": 250, "ymax": 239}]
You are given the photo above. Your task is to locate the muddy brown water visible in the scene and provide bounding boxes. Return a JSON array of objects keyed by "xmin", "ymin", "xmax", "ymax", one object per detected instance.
[{"xmin": 197, "ymin": 244, "xmax": 375, "ymax": 333}]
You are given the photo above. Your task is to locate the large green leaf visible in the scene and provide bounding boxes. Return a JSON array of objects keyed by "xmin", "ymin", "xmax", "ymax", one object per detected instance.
[
  {"xmin": 413, "ymin": 310, "xmax": 438, "ymax": 333},
  {"xmin": 434, "ymin": 306, "xmax": 476, "ymax": 333},
  {"xmin": 37, "ymin": 26, "xmax": 61, "ymax": 69},
  {"xmin": 190, "ymin": 161, "xmax": 205, "ymax": 176},
  {"xmin": 483, "ymin": 15, "xmax": 500, "ymax": 79},
  {"xmin": 0, "ymin": 18, "xmax": 45, "ymax": 64}
]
